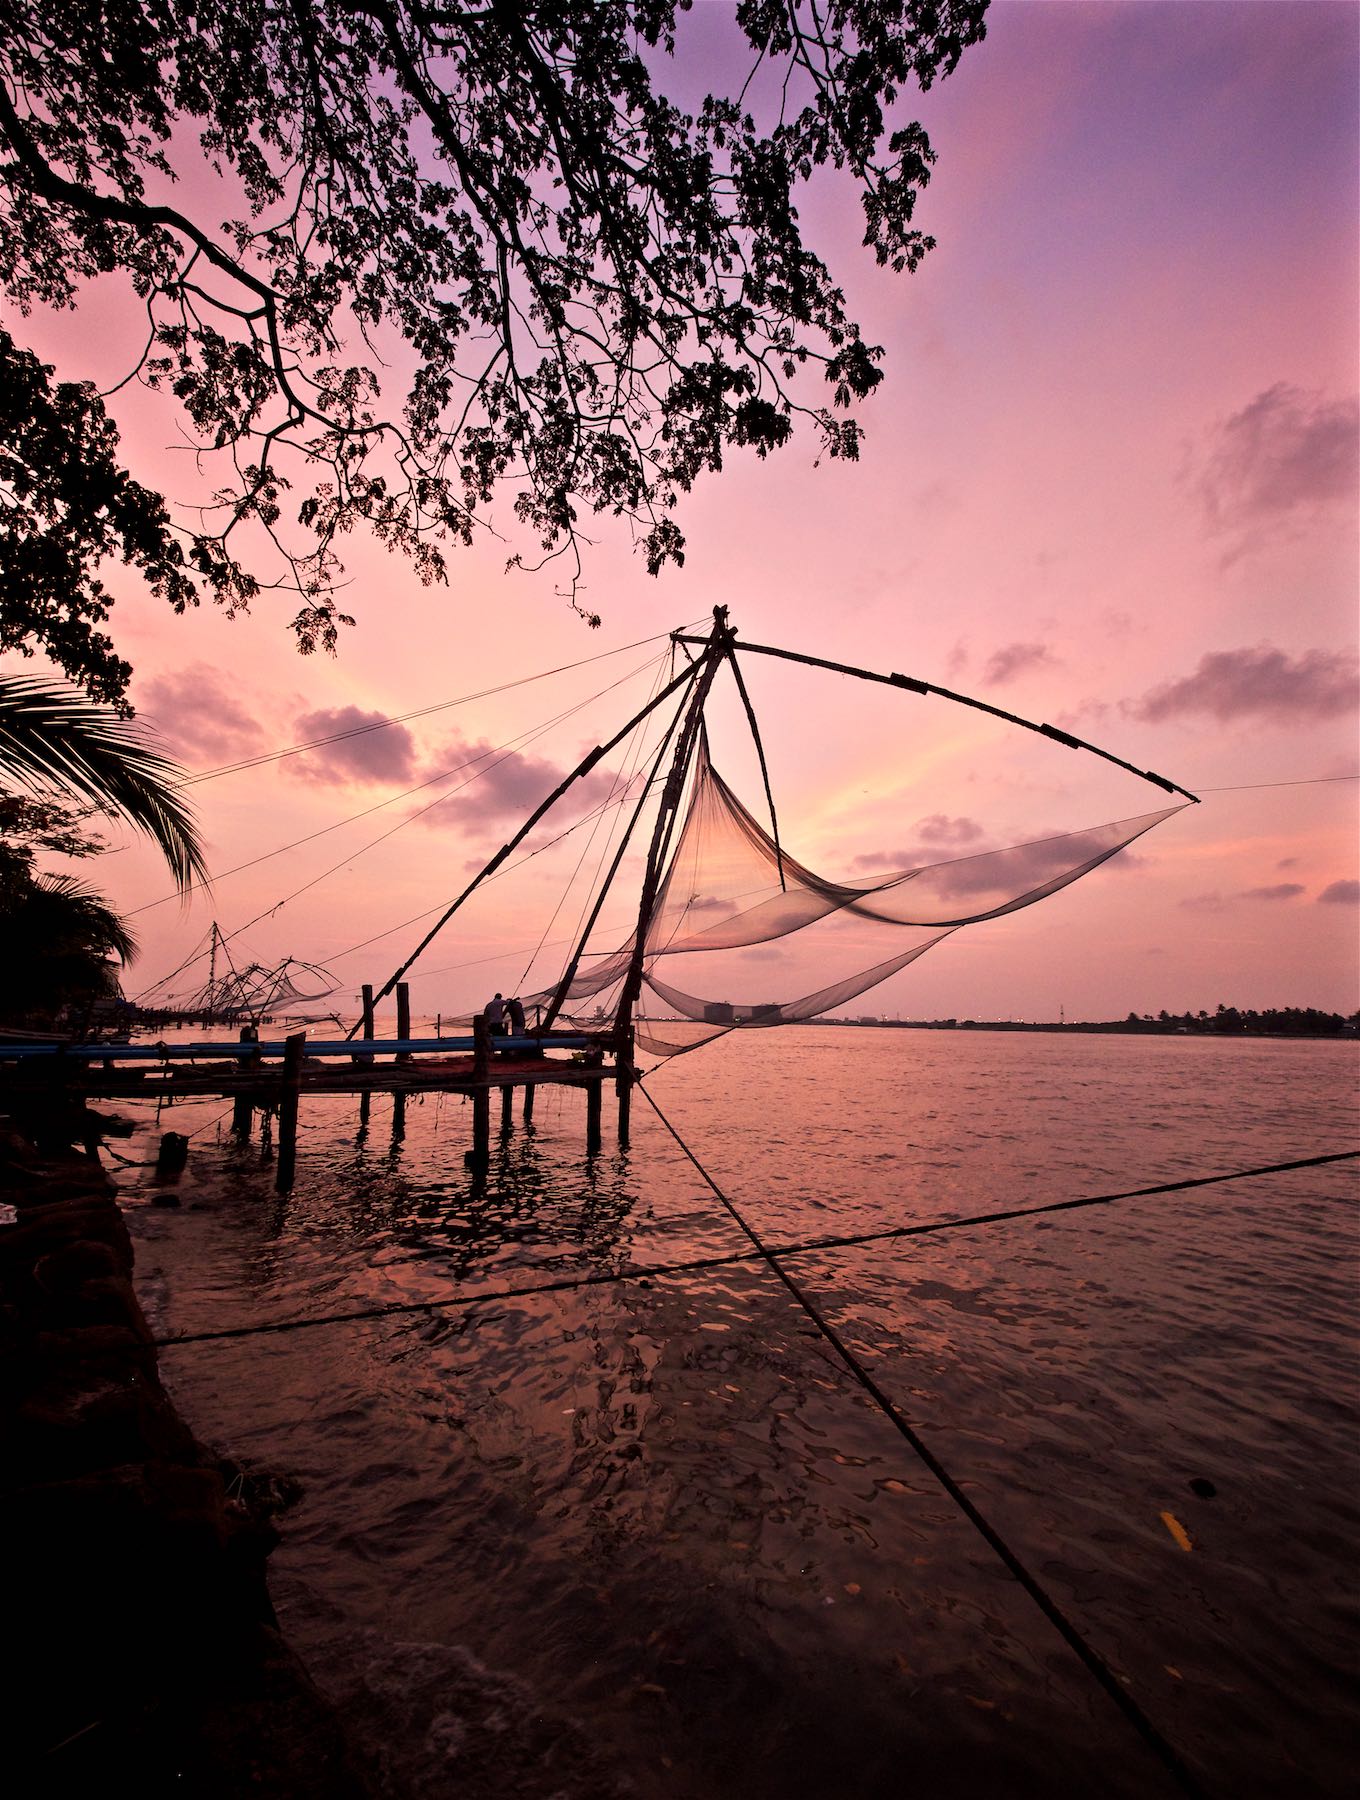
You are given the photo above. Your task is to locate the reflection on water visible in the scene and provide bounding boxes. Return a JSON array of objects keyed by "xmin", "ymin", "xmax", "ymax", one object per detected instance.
[{"xmin": 121, "ymin": 1029, "xmax": 1359, "ymax": 1799}]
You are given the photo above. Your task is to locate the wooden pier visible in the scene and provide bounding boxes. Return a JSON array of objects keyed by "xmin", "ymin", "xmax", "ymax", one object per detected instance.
[{"xmin": 1, "ymin": 995, "xmax": 636, "ymax": 1189}]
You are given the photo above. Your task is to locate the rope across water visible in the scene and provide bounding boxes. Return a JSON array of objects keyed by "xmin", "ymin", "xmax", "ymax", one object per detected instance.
[{"xmin": 126, "ymin": 1091, "xmax": 1356, "ymax": 1792}]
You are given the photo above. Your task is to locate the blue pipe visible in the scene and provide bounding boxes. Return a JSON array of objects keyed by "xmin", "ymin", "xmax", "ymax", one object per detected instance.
[{"xmin": 0, "ymin": 1036, "xmax": 601, "ymax": 1061}]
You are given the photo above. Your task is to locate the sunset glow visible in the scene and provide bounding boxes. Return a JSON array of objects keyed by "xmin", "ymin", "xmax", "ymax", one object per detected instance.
[{"xmin": 8, "ymin": 0, "xmax": 1357, "ymax": 1024}]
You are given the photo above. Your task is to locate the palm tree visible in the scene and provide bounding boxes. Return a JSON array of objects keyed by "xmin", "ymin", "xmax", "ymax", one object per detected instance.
[
  {"xmin": 1, "ymin": 870, "xmax": 139, "ymax": 1028},
  {"xmin": 0, "ymin": 675, "xmax": 207, "ymax": 890}
]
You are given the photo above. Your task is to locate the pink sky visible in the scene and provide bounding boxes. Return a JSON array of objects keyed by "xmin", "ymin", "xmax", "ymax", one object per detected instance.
[{"xmin": 9, "ymin": 0, "xmax": 1358, "ymax": 1023}]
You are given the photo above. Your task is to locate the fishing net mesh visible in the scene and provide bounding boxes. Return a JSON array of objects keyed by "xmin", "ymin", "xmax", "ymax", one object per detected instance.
[{"xmin": 516, "ymin": 739, "xmax": 1184, "ymax": 1060}]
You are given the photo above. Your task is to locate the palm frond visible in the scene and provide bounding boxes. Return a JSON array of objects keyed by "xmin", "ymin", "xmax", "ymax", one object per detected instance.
[
  {"xmin": 33, "ymin": 871, "xmax": 140, "ymax": 964},
  {"xmin": 0, "ymin": 676, "xmax": 209, "ymax": 892}
]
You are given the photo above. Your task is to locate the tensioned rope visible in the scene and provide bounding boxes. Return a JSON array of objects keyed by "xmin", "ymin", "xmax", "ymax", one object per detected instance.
[
  {"xmin": 515, "ymin": 650, "xmax": 672, "ymax": 993},
  {"xmin": 1196, "ymin": 774, "xmax": 1359, "ymax": 793},
  {"xmin": 140, "ymin": 775, "xmax": 659, "ymax": 1007},
  {"xmin": 147, "ymin": 1146, "xmax": 1358, "ymax": 1346},
  {"xmin": 130, "ymin": 646, "xmax": 669, "ymax": 927},
  {"xmin": 137, "ymin": 1132, "xmax": 1357, "ymax": 1777},
  {"xmin": 129, "ymin": 1105, "xmax": 1355, "ymax": 1785},
  {"xmin": 167, "ymin": 624, "xmax": 706, "ymax": 789},
  {"xmin": 634, "ymin": 1086, "xmax": 1222, "ymax": 1800}
]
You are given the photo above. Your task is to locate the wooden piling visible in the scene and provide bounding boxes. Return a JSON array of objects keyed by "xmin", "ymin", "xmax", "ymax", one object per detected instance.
[
  {"xmin": 231, "ymin": 1092, "xmax": 253, "ymax": 1137},
  {"xmin": 500, "ymin": 1085, "xmax": 513, "ymax": 1137},
  {"xmin": 615, "ymin": 1026, "xmax": 634, "ymax": 1147},
  {"xmin": 472, "ymin": 1087, "xmax": 490, "ymax": 1160},
  {"xmin": 522, "ymin": 1083, "xmax": 535, "ymax": 1124},
  {"xmin": 586, "ymin": 1075, "xmax": 603, "ymax": 1154},
  {"xmin": 275, "ymin": 1030, "xmax": 305, "ymax": 1191},
  {"xmin": 352, "ymin": 985, "xmax": 376, "ymax": 1065},
  {"xmin": 470, "ymin": 1015, "xmax": 491, "ymax": 1163},
  {"xmin": 395, "ymin": 983, "xmax": 411, "ymax": 1064}
]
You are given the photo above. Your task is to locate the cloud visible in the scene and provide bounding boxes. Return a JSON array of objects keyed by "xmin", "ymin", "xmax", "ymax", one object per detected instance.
[
  {"xmin": 290, "ymin": 706, "xmax": 419, "ymax": 785},
  {"xmin": 1053, "ymin": 698, "xmax": 1111, "ymax": 730},
  {"xmin": 984, "ymin": 642, "xmax": 1055, "ymax": 685},
  {"xmin": 140, "ymin": 664, "xmax": 266, "ymax": 764},
  {"xmin": 915, "ymin": 814, "xmax": 985, "ymax": 846},
  {"xmin": 1179, "ymin": 892, "xmax": 1229, "ymax": 912},
  {"xmin": 853, "ymin": 826, "xmax": 1147, "ymax": 888},
  {"xmin": 1276, "ymin": 856, "xmax": 1299, "ymax": 870},
  {"xmin": 911, "ymin": 833, "xmax": 1123, "ymax": 900},
  {"xmin": 414, "ymin": 732, "xmax": 616, "ymax": 829},
  {"xmin": 1192, "ymin": 383, "xmax": 1359, "ymax": 561},
  {"xmin": 1129, "ymin": 645, "xmax": 1358, "ymax": 726},
  {"xmin": 852, "ymin": 814, "xmax": 986, "ymax": 870},
  {"xmin": 1317, "ymin": 879, "xmax": 1360, "ymax": 906},
  {"xmin": 1239, "ymin": 883, "xmax": 1304, "ymax": 901}
]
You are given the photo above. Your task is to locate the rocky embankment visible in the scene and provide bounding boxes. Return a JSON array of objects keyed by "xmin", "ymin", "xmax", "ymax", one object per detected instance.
[{"xmin": 0, "ymin": 1099, "xmax": 367, "ymax": 1798}]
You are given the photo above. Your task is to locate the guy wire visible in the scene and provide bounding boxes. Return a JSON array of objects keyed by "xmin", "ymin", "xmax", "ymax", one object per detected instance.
[{"xmin": 633, "ymin": 1082, "xmax": 1215, "ymax": 1799}]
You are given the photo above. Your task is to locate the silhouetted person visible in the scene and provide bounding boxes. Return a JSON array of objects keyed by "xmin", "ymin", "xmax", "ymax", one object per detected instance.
[
  {"xmin": 506, "ymin": 995, "xmax": 526, "ymax": 1036},
  {"xmin": 484, "ymin": 992, "xmax": 506, "ymax": 1034}
]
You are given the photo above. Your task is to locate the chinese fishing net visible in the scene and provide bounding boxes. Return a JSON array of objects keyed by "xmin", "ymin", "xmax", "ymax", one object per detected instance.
[{"xmin": 523, "ymin": 735, "xmax": 1186, "ymax": 1059}]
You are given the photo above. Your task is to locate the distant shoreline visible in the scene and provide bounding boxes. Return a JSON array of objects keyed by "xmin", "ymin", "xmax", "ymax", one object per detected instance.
[{"xmin": 810, "ymin": 1017, "xmax": 1358, "ymax": 1040}]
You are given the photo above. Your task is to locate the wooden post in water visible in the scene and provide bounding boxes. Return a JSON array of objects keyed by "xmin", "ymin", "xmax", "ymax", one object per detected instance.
[
  {"xmin": 390, "ymin": 1090, "xmax": 406, "ymax": 1148},
  {"xmin": 470, "ymin": 1014, "xmax": 491, "ymax": 1163},
  {"xmin": 500, "ymin": 1085, "xmax": 513, "ymax": 1137},
  {"xmin": 586, "ymin": 1074, "xmax": 603, "ymax": 1155},
  {"xmin": 395, "ymin": 982, "xmax": 411, "ymax": 1064},
  {"xmin": 522, "ymin": 1083, "xmax": 535, "ymax": 1124},
  {"xmin": 275, "ymin": 1030, "xmax": 305, "ymax": 1192},
  {"xmin": 231, "ymin": 1092, "xmax": 253, "ymax": 1138},
  {"xmin": 353, "ymin": 985, "xmax": 375, "ymax": 1064},
  {"xmin": 616, "ymin": 1027, "xmax": 634, "ymax": 1147}
]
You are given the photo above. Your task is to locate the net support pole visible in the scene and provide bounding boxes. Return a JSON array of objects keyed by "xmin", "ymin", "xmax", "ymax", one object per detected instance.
[
  {"xmin": 349, "ymin": 655, "xmax": 706, "ymax": 1036},
  {"xmin": 538, "ymin": 663, "xmax": 701, "ymax": 1034},
  {"xmin": 674, "ymin": 633, "xmax": 1200, "ymax": 804},
  {"xmin": 613, "ymin": 608, "xmax": 733, "ymax": 1084}
]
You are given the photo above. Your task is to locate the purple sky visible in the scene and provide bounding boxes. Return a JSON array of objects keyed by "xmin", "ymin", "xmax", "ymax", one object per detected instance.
[{"xmin": 8, "ymin": 1, "xmax": 1358, "ymax": 1021}]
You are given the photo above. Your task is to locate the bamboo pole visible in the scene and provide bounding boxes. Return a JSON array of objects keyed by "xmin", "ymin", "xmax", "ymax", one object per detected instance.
[
  {"xmin": 612, "ymin": 610, "xmax": 731, "ymax": 1062},
  {"xmin": 539, "ymin": 666, "xmax": 698, "ymax": 1033},
  {"xmin": 672, "ymin": 633, "xmax": 1198, "ymax": 802},
  {"xmin": 351, "ymin": 658, "xmax": 706, "ymax": 1033}
]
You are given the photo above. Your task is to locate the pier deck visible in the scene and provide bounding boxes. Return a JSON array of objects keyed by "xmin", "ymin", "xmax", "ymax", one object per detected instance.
[{"xmin": 1, "ymin": 1026, "xmax": 634, "ymax": 1180}]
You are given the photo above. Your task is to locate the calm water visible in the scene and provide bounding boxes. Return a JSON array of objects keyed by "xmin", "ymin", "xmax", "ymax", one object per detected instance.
[{"xmin": 118, "ymin": 1029, "xmax": 1359, "ymax": 1799}]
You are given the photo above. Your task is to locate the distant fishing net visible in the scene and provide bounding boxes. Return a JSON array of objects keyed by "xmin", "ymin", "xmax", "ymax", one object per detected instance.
[{"xmin": 530, "ymin": 737, "xmax": 1186, "ymax": 1060}]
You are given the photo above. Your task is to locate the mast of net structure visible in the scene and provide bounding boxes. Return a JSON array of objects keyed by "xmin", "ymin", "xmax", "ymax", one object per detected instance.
[
  {"xmin": 348, "ymin": 647, "xmax": 709, "ymax": 1039},
  {"xmin": 607, "ymin": 606, "xmax": 735, "ymax": 1141}
]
